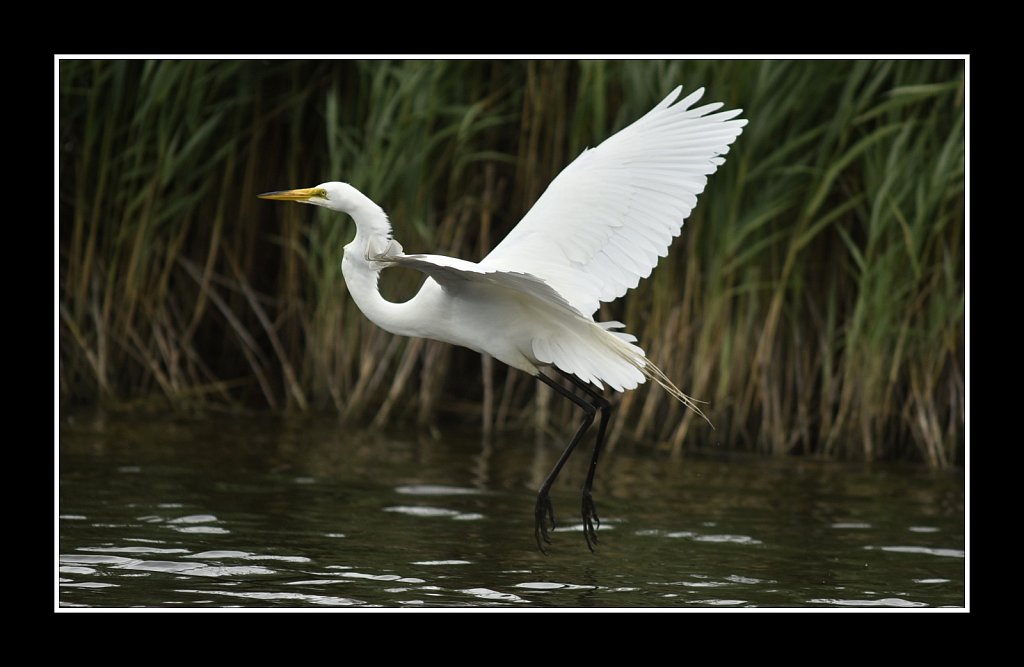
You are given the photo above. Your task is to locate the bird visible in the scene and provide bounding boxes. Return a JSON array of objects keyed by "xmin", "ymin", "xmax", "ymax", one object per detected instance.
[{"xmin": 259, "ymin": 85, "xmax": 746, "ymax": 553}]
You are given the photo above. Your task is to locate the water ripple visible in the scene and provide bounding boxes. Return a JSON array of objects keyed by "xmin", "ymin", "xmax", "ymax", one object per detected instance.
[
  {"xmin": 724, "ymin": 575, "xmax": 774, "ymax": 585},
  {"xmin": 285, "ymin": 579, "xmax": 354, "ymax": 586},
  {"xmin": 689, "ymin": 599, "xmax": 747, "ymax": 606},
  {"xmin": 60, "ymin": 554, "xmax": 135, "ymax": 566},
  {"xmin": 189, "ymin": 550, "xmax": 250, "ymax": 559},
  {"xmin": 110, "ymin": 559, "xmax": 277, "ymax": 577},
  {"xmin": 553, "ymin": 523, "xmax": 615, "ymax": 533},
  {"xmin": 187, "ymin": 566, "xmax": 279, "ymax": 577},
  {"xmin": 187, "ymin": 550, "xmax": 311, "ymax": 563},
  {"xmin": 809, "ymin": 597, "xmax": 927, "ymax": 608},
  {"xmin": 384, "ymin": 506, "xmax": 483, "ymax": 521},
  {"xmin": 111, "ymin": 559, "xmax": 206, "ymax": 573},
  {"xmin": 694, "ymin": 534, "xmax": 763, "ymax": 545},
  {"xmin": 871, "ymin": 546, "xmax": 965, "ymax": 558},
  {"xmin": 340, "ymin": 572, "xmax": 403, "ymax": 581},
  {"xmin": 637, "ymin": 529, "xmax": 762, "ymax": 544},
  {"xmin": 79, "ymin": 546, "xmax": 190, "ymax": 555},
  {"xmin": 177, "ymin": 589, "xmax": 362, "ymax": 606},
  {"xmin": 247, "ymin": 555, "xmax": 311, "ymax": 563},
  {"xmin": 339, "ymin": 572, "xmax": 427, "ymax": 583},
  {"xmin": 168, "ymin": 515, "xmax": 220, "ymax": 524},
  {"xmin": 459, "ymin": 588, "xmax": 526, "ymax": 603},
  {"xmin": 514, "ymin": 582, "xmax": 595, "ymax": 591},
  {"xmin": 394, "ymin": 485, "xmax": 484, "ymax": 496},
  {"xmin": 170, "ymin": 526, "xmax": 230, "ymax": 534},
  {"xmin": 60, "ymin": 566, "xmax": 97, "ymax": 575}
]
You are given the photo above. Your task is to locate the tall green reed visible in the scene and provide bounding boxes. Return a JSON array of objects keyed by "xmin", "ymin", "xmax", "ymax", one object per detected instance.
[{"xmin": 58, "ymin": 59, "xmax": 965, "ymax": 467}]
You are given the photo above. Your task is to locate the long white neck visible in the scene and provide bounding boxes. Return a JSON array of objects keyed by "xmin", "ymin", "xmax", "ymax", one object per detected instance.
[
  {"xmin": 342, "ymin": 252, "xmax": 421, "ymax": 338},
  {"xmin": 339, "ymin": 198, "xmax": 422, "ymax": 338}
]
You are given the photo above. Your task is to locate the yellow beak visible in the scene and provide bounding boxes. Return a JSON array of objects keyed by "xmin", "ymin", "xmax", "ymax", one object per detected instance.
[{"xmin": 257, "ymin": 187, "xmax": 323, "ymax": 201}]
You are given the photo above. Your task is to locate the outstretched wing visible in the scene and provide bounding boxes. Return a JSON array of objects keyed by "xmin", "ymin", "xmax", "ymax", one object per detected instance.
[{"xmin": 481, "ymin": 86, "xmax": 747, "ymax": 317}]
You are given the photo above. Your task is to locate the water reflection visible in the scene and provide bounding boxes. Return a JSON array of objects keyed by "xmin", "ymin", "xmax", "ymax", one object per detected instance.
[
  {"xmin": 808, "ymin": 597, "xmax": 928, "ymax": 608},
  {"xmin": 59, "ymin": 414, "xmax": 966, "ymax": 608}
]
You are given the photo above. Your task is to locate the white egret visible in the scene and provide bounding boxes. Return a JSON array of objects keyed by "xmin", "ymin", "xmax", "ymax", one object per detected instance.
[{"xmin": 260, "ymin": 86, "xmax": 746, "ymax": 553}]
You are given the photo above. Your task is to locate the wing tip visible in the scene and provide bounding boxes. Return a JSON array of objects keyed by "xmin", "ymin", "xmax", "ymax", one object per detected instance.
[
  {"xmin": 675, "ymin": 86, "xmax": 706, "ymax": 111},
  {"xmin": 656, "ymin": 85, "xmax": 685, "ymax": 111}
]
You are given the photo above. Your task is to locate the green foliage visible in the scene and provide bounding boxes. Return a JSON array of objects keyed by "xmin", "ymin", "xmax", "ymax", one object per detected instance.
[{"xmin": 58, "ymin": 59, "xmax": 965, "ymax": 466}]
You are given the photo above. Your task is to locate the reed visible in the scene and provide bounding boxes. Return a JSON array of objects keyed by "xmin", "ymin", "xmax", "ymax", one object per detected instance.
[{"xmin": 58, "ymin": 59, "xmax": 966, "ymax": 466}]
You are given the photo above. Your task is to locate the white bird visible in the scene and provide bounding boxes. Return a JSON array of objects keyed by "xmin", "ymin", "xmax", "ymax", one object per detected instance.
[{"xmin": 259, "ymin": 86, "xmax": 746, "ymax": 553}]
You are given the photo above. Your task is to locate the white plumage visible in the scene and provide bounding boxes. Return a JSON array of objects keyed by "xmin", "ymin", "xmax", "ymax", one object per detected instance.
[
  {"xmin": 259, "ymin": 85, "xmax": 746, "ymax": 552},
  {"xmin": 483, "ymin": 86, "xmax": 746, "ymax": 316}
]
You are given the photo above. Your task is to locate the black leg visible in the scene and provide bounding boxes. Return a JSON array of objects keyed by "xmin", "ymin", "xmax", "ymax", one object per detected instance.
[
  {"xmin": 534, "ymin": 372, "xmax": 596, "ymax": 554},
  {"xmin": 557, "ymin": 369, "xmax": 611, "ymax": 551}
]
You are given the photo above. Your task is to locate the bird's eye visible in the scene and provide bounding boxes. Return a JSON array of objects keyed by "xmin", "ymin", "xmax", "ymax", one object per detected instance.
[{"xmin": 317, "ymin": 188, "xmax": 328, "ymax": 199}]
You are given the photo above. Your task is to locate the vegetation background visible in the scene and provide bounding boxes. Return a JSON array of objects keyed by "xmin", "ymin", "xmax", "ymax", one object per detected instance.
[{"xmin": 58, "ymin": 59, "xmax": 966, "ymax": 468}]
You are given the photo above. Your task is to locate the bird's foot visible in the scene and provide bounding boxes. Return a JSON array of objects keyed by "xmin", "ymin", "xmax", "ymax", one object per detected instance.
[
  {"xmin": 582, "ymin": 492, "xmax": 600, "ymax": 552},
  {"xmin": 534, "ymin": 491, "xmax": 556, "ymax": 554}
]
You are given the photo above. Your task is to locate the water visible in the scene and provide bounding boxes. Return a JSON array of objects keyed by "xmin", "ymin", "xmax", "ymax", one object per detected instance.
[{"xmin": 58, "ymin": 415, "xmax": 966, "ymax": 608}]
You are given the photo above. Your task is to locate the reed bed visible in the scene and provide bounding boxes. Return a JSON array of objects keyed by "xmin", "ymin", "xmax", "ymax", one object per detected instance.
[{"xmin": 58, "ymin": 59, "xmax": 966, "ymax": 467}]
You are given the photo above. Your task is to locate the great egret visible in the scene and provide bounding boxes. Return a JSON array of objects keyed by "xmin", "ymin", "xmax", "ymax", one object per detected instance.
[{"xmin": 260, "ymin": 86, "xmax": 746, "ymax": 553}]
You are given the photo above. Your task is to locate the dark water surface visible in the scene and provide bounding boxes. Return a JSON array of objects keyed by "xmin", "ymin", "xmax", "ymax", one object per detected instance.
[{"xmin": 58, "ymin": 415, "xmax": 966, "ymax": 609}]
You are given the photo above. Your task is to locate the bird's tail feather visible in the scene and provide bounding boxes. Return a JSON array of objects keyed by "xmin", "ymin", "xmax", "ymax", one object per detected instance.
[
  {"xmin": 638, "ymin": 357, "xmax": 712, "ymax": 427},
  {"xmin": 601, "ymin": 323, "xmax": 713, "ymax": 427},
  {"xmin": 538, "ymin": 312, "xmax": 712, "ymax": 427}
]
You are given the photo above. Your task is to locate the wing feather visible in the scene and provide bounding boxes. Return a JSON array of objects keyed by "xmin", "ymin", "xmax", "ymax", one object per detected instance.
[
  {"xmin": 390, "ymin": 252, "xmax": 583, "ymax": 316},
  {"xmin": 383, "ymin": 251, "xmax": 648, "ymax": 391},
  {"xmin": 481, "ymin": 86, "xmax": 746, "ymax": 317}
]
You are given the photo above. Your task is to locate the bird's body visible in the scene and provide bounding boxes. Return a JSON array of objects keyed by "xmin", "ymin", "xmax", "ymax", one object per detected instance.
[
  {"xmin": 261, "ymin": 85, "xmax": 746, "ymax": 552},
  {"xmin": 343, "ymin": 234, "xmax": 646, "ymax": 386}
]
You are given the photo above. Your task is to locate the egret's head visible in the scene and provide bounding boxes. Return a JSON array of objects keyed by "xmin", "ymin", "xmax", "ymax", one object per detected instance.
[
  {"xmin": 258, "ymin": 181, "xmax": 364, "ymax": 213},
  {"xmin": 259, "ymin": 181, "xmax": 393, "ymax": 245}
]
